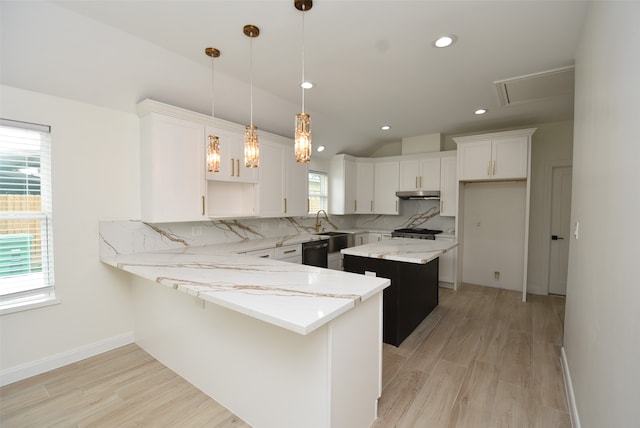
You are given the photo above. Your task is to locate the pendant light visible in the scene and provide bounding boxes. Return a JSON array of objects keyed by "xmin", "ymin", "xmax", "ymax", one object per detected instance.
[
  {"xmin": 243, "ymin": 25, "xmax": 260, "ymax": 168},
  {"xmin": 294, "ymin": 0, "xmax": 312, "ymax": 163},
  {"xmin": 205, "ymin": 47, "xmax": 221, "ymax": 173}
]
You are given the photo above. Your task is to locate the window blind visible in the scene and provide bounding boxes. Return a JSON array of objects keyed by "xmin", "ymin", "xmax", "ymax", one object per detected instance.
[
  {"xmin": 0, "ymin": 119, "xmax": 55, "ymax": 307},
  {"xmin": 308, "ymin": 170, "xmax": 328, "ymax": 214}
]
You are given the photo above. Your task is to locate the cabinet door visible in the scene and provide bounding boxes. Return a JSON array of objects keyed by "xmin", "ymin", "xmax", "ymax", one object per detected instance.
[
  {"xmin": 419, "ymin": 158, "xmax": 441, "ymax": 190},
  {"xmin": 329, "ymin": 155, "xmax": 356, "ymax": 215},
  {"xmin": 435, "ymin": 237, "xmax": 456, "ymax": 283},
  {"xmin": 283, "ymin": 146, "xmax": 309, "ymax": 216},
  {"xmin": 374, "ymin": 161, "xmax": 399, "ymax": 215},
  {"xmin": 399, "ymin": 159, "xmax": 420, "ymax": 190},
  {"xmin": 439, "ymin": 156, "xmax": 457, "ymax": 217},
  {"xmin": 206, "ymin": 125, "xmax": 258, "ymax": 183},
  {"xmin": 257, "ymin": 141, "xmax": 285, "ymax": 217},
  {"xmin": 355, "ymin": 161, "xmax": 374, "ymax": 213},
  {"xmin": 492, "ymin": 136, "xmax": 528, "ymax": 180},
  {"xmin": 141, "ymin": 113, "xmax": 206, "ymax": 222},
  {"xmin": 457, "ymin": 140, "xmax": 492, "ymax": 181},
  {"xmin": 355, "ymin": 232, "xmax": 369, "ymax": 246}
]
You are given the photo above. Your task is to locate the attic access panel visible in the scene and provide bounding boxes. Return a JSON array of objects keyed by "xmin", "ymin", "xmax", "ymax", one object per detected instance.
[{"xmin": 495, "ymin": 66, "xmax": 575, "ymax": 106}]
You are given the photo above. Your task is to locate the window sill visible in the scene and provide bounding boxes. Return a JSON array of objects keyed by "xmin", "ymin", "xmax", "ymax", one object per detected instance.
[{"xmin": 0, "ymin": 295, "xmax": 60, "ymax": 316}]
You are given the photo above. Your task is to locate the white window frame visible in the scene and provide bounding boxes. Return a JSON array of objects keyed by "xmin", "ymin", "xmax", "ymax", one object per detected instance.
[
  {"xmin": 0, "ymin": 119, "xmax": 57, "ymax": 314},
  {"xmin": 308, "ymin": 170, "xmax": 328, "ymax": 214}
]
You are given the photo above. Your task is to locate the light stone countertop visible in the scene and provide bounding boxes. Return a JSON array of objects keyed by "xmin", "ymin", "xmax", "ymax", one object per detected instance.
[
  {"xmin": 101, "ymin": 240, "xmax": 390, "ymax": 335},
  {"xmin": 341, "ymin": 237, "xmax": 458, "ymax": 264}
]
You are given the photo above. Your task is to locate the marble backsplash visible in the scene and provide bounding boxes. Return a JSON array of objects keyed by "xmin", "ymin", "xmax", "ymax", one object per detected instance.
[{"xmin": 99, "ymin": 199, "xmax": 454, "ymax": 257}]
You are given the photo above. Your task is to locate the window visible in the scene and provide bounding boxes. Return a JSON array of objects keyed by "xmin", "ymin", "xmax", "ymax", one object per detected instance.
[
  {"xmin": 0, "ymin": 119, "xmax": 55, "ymax": 311},
  {"xmin": 308, "ymin": 170, "xmax": 328, "ymax": 214}
]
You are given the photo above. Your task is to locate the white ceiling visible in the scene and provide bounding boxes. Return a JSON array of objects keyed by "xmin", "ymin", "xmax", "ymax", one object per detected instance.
[{"xmin": 0, "ymin": 0, "xmax": 589, "ymax": 158}]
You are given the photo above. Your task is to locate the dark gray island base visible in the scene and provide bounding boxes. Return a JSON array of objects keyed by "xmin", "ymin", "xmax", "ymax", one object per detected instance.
[{"xmin": 343, "ymin": 254, "xmax": 439, "ymax": 346}]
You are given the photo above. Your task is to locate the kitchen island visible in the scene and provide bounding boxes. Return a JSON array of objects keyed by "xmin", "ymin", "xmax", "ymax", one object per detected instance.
[
  {"xmin": 101, "ymin": 243, "xmax": 389, "ymax": 428},
  {"xmin": 341, "ymin": 238, "xmax": 458, "ymax": 346}
]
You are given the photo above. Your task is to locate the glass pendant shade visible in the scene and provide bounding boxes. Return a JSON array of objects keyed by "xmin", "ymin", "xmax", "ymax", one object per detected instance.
[
  {"xmin": 295, "ymin": 113, "xmax": 311, "ymax": 163},
  {"xmin": 207, "ymin": 135, "xmax": 220, "ymax": 172},
  {"xmin": 244, "ymin": 125, "xmax": 259, "ymax": 168}
]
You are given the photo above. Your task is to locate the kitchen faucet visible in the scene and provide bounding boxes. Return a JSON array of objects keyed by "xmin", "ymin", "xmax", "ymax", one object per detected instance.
[{"xmin": 315, "ymin": 209, "xmax": 328, "ymax": 233}]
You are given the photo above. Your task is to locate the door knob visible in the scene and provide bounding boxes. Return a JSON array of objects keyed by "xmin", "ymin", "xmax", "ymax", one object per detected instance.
[{"xmin": 551, "ymin": 235, "xmax": 564, "ymax": 240}]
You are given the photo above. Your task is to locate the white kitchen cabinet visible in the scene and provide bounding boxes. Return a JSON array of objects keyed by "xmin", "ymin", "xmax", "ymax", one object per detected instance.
[
  {"xmin": 328, "ymin": 252, "xmax": 342, "ymax": 270},
  {"xmin": 258, "ymin": 139, "xmax": 308, "ymax": 218},
  {"xmin": 439, "ymin": 155, "xmax": 457, "ymax": 217},
  {"xmin": 374, "ymin": 160, "xmax": 400, "ymax": 215},
  {"xmin": 399, "ymin": 157, "xmax": 441, "ymax": 191},
  {"xmin": 138, "ymin": 106, "xmax": 207, "ymax": 223},
  {"xmin": 244, "ymin": 248, "xmax": 275, "ymax": 259},
  {"xmin": 205, "ymin": 124, "xmax": 258, "ymax": 184},
  {"xmin": 368, "ymin": 232, "xmax": 393, "ymax": 242},
  {"xmin": 329, "ymin": 154, "xmax": 356, "ymax": 215},
  {"xmin": 435, "ymin": 235, "xmax": 456, "ymax": 286},
  {"xmin": 456, "ymin": 133, "xmax": 530, "ymax": 181},
  {"xmin": 355, "ymin": 232, "xmax": 369, "ymax": 246},
  {"xmin": 355, "ymin": 160, "xmax": 374, "ymax": 214},
  {"xmin": 275, "ymin": 244, "xmax": 302, "ymax": 264}
]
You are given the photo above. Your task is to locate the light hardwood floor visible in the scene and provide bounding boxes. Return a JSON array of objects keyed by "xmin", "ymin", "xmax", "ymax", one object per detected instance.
[{"xmin": 0, "ymin": 283, "xmax": 569, "ymax": 427}]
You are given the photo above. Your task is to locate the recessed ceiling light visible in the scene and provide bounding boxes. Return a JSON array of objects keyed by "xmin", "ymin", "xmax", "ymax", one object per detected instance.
[
  {"xmin": 434, "ymin": 35, "xmax": 457, "ymax": 48},
  {"xmin": 317, "ymin": 145, "xmax": 325, "ymax": 152},
  {"xmin": 301, "ymin": 81, "xmax": 314, "ymax": 89},
  {"xmin": 474, "ymin": 108, "xmax": 488, "ymax": 115},
  {"xmin": 381, "ymin": 125, "xmax": 391, "ymax": 130}
]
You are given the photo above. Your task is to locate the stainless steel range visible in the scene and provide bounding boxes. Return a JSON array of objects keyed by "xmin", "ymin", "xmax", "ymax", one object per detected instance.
[{"xmin": 391, "ymin": 228, "xmax": 443, "ymax": 240}]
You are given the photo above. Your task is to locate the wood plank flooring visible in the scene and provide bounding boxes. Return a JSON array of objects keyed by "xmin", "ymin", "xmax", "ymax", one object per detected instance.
[
  {"xmin": 374, "ymin": 283, "xmax": 570, "ymax": 428},
  {"xmin": 0, "ymin": 283, "xmax": 569, "ymax": 427}
]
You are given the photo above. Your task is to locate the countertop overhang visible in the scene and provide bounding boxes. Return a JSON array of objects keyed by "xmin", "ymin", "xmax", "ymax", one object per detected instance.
[
  {"xmin": 101, "ymin": 237, "xmax": 390, "ymax": 336},
  {"xmin": 341, "ymin": 237, "xmax": 459, "ymax": 264}
]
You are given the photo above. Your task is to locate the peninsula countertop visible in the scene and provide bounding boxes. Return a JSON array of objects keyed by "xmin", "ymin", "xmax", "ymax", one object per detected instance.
[
  {"xmin": 101, "ymin": 242, "xmax": 390, "ymax": 336},
  {"xmin": 341, "ymin": 237, "xmax": 458, "ymax": 264}
]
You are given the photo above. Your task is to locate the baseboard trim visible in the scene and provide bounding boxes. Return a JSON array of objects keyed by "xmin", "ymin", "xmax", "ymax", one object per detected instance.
[
  {"xmin": 0, "ymin": 332, "xmax": 134, "ymax": 387},
  {"xmin": 561, "ymin": 346, "xmax": 581, "ymax": 428}
]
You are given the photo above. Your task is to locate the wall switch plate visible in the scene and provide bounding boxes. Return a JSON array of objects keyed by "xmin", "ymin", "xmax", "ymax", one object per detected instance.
[
  {"xmin": 574, "ymin": 221, "xmax": 580, "ymax": 240},
  {"xmin": 494, "ymin": 271, "xmax": 500, "ymax": 280}
]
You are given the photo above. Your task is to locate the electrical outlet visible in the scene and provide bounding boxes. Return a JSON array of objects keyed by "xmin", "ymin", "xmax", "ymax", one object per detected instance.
[
  {"xmin": 191, "ymin": 226, "xmax": 203, "ymax": 237},
  {"xmin": 494, "ymin": 271, "xmax": 500, "ymax": 280}
]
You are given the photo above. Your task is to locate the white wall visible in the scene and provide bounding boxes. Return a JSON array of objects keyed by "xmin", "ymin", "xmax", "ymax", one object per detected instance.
[
  {"xmin": 0, "ymin": 86, "xmax": 139, "ymax": 379},
  {"xmin": 461, "ymin": 181, "xmax": 526, "ymax": 290},
  {"xmin": 526, "ymin": 121, "xmax": 573, "ymax": 294},
  {"xmin": 564, "ymin": 3, "xmax": 640, "ymax": 427}
]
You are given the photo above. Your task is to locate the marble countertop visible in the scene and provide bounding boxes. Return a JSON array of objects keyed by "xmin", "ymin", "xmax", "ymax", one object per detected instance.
[
  {"xmin": 101, "ymin": 243, "xmax": 390, "ymax": 335},
  {"xmin": 341, "ymin": 237, "xmax": 458, "ymax": 264}
]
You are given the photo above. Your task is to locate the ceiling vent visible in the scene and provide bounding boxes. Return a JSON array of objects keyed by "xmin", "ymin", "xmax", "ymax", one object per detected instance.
[{"xmin": 494, "ymin": 66, "xmax": 574, "ymax": 107}]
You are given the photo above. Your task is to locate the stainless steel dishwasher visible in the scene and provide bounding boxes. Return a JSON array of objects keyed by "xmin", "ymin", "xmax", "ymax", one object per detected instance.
[{"xmin": 302, "ymin": 240, "xmax": 328, "ymax": 268}]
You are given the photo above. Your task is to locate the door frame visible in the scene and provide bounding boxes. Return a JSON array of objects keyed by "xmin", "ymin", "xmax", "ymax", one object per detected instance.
[{"xmin": 544, "ymin": 159, "xmax": 572, "ymax": 294}]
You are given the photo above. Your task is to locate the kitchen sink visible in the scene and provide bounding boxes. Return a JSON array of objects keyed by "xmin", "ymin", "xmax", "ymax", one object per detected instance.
[{"xmin": 315, "ymin": 231, "xmax": 354, "ymax": 253}]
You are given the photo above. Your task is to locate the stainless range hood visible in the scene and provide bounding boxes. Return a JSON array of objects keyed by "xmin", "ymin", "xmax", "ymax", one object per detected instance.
[{"xmin": 395, "ymin": 190, "xmax": 441, "ymax": 200}]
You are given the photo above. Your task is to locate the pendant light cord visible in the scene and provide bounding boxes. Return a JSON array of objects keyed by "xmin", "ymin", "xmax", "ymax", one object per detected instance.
[
  {"xmin": 301, "ymin": 8, "xmax": 306, "ymax": 114},
  {"xmin": 250, "ymin": 36, "xmax": 254, "ymax": 126},
  {"xmin": 211, "ymin": 55, "xmax": 215, "ymax": 130}
]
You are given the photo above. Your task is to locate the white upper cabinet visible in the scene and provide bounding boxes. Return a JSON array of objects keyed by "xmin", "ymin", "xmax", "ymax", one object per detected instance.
[
  {"xmin": 258, "ymin": 139, "xmax": 308, "ymax": 218},
  {"xmin": 329, "ymin": 154, "xmax": 356, "ymax": 215},
  {"xmin": 439, "ymin": 155, "xmax": 457, "ymax": 217},
  {"xmin": 138, "ymin": 102, "xmax": 207, "ymax": 223},
  {"xmin": 205, "ymin": 124, "xmax": 258, "ymax": 184},
  {"xmin": 374, "ymin": 160, "xmax": 400, "ymax": 215},
  {"xmin": 455, "ymin": 129, "xmax": 535, "ymax": 181},
  {"xmin": 355, "ymin": 160, "xmax": 374, "ymax": 214},
  {"xmin": 399, "ymin": 157, "xmax": 441, "ymax": 190}
]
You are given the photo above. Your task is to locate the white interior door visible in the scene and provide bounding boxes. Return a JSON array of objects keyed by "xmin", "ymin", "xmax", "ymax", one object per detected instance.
[{"xmin": 549, "ymin": 166, "xmax": 572, "ymax": 295}]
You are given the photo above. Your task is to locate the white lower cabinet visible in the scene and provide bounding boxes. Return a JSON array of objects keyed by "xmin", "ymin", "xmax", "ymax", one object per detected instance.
[
  {"xmin": 368, "ymin": 232, "xmax": 392, "ymax": 242},
  {"xmin": 275, "ymin": 244, "xmax": 302, "ymax": 264},
  {"xmin": 328, "ymin": 252, "xmax": 342, "ymax": 270},
  {"xmin": 435, "ymin": 236, "xmax": 456, "ymax": 286},
  {"xmin": 243, "ymin": 248, "xmax": 274, "ymax": 259},
  {"xmin": 355, "ymin": 232, "xmax": 369, "ymax": 246}
]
